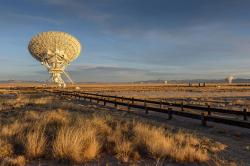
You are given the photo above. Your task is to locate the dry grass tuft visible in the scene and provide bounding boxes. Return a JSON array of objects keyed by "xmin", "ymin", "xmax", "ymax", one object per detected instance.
[
  {"xmin": 203, "ymin": 139, "xmax": 227, "ymax": 153},
  {"xmin": 83, "ymin": 138, "xmax": 100, "ymax": 161},
  {"xmin": 0, "ymin": 155, "xmax": 26, "ymax": 166},
  {"xmin": 41, "ymin": 109, "xmax": 70, "ymax": 125},
  {"xmin": 22, "ymin": 124, "xmax": 47, "ymax": 158},
  {"xmin": 0, "ymin": 139, "xmax": 13, "ymax": 158},
  {"xmin": 171, "ymin": 145, "xmax": 208, "ymax": 162},
  {"xmin": 53, "ymin": 126, "xmax": 83, "ymax": 162},
  {"xmin": 53, "ymin": 125, "xmax": 100, "ymax": 163},
  {"xmin": 133, "ymin": 123, "xmax": 173, "ymax": 159},
  {"xmin": 31, "ymin": 96, "xmax": 54, "ymax": 105},
  {"xmin": 133, "ymin": 123, "xmax": 208, "ymax": 163},
  {"xmin": 114, "ymin": 140, "xmax": 132, "ymax": 162},
  {"xmin": 0, "ymin": 120, "xmax": 27, "ymax": 138},
  {"xmin": 23, "ymin": 111, "xmax": 40, "ymax": 121},
  {"xmin": 89, "ymin": 116, "xmax": 112, "ymax": 137}
]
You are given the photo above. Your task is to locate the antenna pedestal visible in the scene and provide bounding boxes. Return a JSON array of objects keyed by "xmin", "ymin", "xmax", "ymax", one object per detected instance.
[{"xmin": 50, "ymin": 72, "xmax": 65, "ymax": 88}]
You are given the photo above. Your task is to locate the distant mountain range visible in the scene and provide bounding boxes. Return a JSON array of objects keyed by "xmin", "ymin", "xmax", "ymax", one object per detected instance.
[
  {"xmin": 134, "ymin": 78, "xmax": 250, "ymax": 84},
  {"xmin": 0, "ymin": 80, "xmax": 44, "ymax": 84},
  {"xmin": 1, "ymin": 78, "xmax": 250, "ymax": 84}
]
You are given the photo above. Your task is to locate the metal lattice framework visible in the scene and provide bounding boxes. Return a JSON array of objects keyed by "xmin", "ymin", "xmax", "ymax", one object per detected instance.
[{"xmin": 28, "ymin": 31, "xmax": 81, "ymax": 87}]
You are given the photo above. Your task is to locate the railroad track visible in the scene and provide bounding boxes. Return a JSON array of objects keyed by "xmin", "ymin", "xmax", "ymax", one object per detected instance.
[{"xmin": 44, "ymin": 89, "xmax": 250, "ymax": 129}]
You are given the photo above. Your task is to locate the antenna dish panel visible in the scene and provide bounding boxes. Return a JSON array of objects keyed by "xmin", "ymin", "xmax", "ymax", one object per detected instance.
[{"xmin": 28, "ymin": 31, "xmax": 82, "ymax": 87}]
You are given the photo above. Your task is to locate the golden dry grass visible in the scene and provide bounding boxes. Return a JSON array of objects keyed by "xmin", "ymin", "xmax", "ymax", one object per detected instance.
[
  {"xmin": 52, "ymin": 125, "xmax": 100, "ymax": 163},
  {"xmin": 0, "ymin": 139, "xmax": 13, "ymax": 158},
  {"xmin": 0, "ymin": 156, "xmax": 26, "ymax": 166},
  {"xmin": 23, "ymin": 124, "xmax": 47, "ymax": 158},
  {"xmin": 114, "ymin": 140, "xmax": 132, "ymax": 162},
  {"xmin": 0, "ymin": 92, "xmax": 226, "ymax": 165}
]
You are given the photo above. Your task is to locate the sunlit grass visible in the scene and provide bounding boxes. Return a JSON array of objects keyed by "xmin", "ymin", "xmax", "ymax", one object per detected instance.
[{"xmin": 0, "ymin": 93, "xmax": 225, "ymax": 165}]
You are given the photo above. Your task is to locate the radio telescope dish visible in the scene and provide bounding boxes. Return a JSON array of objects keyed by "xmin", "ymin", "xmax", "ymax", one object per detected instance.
[
  {"xmin": 225, "ymin": 75, "xmax": 234, "ymax": 84},
  {"xmin": 28, "ymin": 31, "xmax": 81, "ymax": 87}
]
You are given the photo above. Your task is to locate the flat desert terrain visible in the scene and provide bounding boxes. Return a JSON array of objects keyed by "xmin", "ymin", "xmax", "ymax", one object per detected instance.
[{"xmin": 0, "ymin": 83, "xmax": 249, "ymax": 166}]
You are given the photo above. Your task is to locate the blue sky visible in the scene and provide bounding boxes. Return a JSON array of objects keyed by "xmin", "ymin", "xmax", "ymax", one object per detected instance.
[{"xmin": 1, "ymin": 0, "xmax": 250, "ymax": 82}]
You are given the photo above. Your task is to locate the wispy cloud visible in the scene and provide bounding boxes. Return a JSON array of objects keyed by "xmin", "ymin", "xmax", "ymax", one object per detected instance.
[
  {"xmin": 7, "ymin": 12, "xmax": 61, "ymax": 24},
  {"xmin": 40, "ymin": 0, "xmax": 113, "ymax": 24},
  {"xmin": 71, "ymin": 63, "xmax": 120, "ymax": 70},
  {"xmin": 67, "ymin": 65, "xmax": 220, "ymax": 82}
]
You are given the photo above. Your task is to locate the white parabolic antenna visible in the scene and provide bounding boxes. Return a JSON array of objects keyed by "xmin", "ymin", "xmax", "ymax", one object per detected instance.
[{"xmin": 28, "ymin": 31, "xmax": 81, "ymax": 87}]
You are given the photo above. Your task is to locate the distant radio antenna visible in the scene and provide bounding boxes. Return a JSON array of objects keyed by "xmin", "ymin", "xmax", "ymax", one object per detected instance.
[
  {"xmin": 225, "ymin": 75, "xmax": 234, "ymax": 84},
  {"xmin": 28, "ymin": 31, "xmax": 82, "ymax": 88}
]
